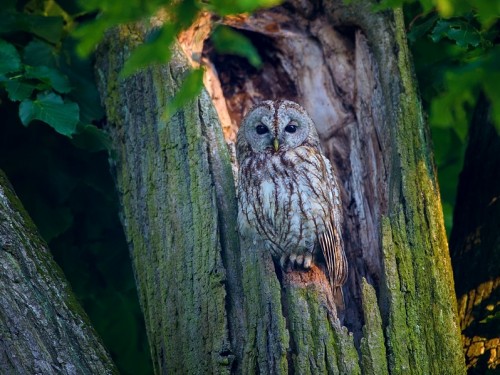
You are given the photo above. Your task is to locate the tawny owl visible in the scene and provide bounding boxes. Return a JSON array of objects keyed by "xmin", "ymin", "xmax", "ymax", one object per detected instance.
[{"xmin": 237, "ymin": 100, "xmax": 348, "ymax": 301}]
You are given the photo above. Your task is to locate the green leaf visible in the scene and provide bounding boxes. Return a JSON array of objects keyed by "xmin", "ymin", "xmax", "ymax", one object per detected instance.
[
  {"xmin": 119, "ymin": 0, "xmax": 198, "ymax": 76},
  {"xmin": 431, "ymin": 19, "xmax": 481, "ymax": 48},
  {"xmin": 163, "ymin": 67, "xmax": 204, "ymax": 121},
  {"xmin": 58, "ymin": 37, "xmax": 105, "ymax": 123},
  {"xmin": 430, "ymin": 90, "xmax": 474, "ymax": 142},
  {"xmin": 430, "ymin": 95, "xmax": 454, "ymax": 128},
  {"xmin": 72, "ymin": 124, "xmax": 111, "ymax": 152},
  {"xmin": 407, "ymin": 14, "xmax": 439, "ymax": 43},
  {"xmin": 0, "ymin": 10, "xmax": 64, "ymax": 44},
  {"xmin": 73, "ymin": 0, "xmax": 166, "ymax": 56},
  {"xmin": 25, "ymin": 65, "xmax": 72, "ymax": 93},
  {"xmin": 74, "ymin": 20, "xmax": 111, "ymax": 57},
  {"xmin": 19, "ymin": 92, "xmax": 80, "ymax": 136},
  {"xmin": 28, "ymin": 15, "xmax": 65, "ymax": 44},
  {"xmin": 3, "ymin": 80, "xmax": 36, "ymax": 101},
  {"xmin": 175, "ymin": 0, "xmax": 200, "ymax": 29},
  {"xmin": 23, "ymin": 40, "xmax": 56, "ymax": 67},
  {"xmin": 120, "ymin": 25, "xmax": 175, "ymax": 77},
  {"xmin": 0, "ymin": 39, "xmax": 21, "ymax": 75},
  {"xmin": 474, "ymin": 2, "xmax": 500, "ymax": 29},
  {"xmin": 211, "ymin": 26, "xmax": 262, "ymax": 68}
]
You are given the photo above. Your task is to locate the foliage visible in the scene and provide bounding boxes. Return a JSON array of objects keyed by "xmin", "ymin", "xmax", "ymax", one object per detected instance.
[
  {"xmin": 163, "ymin": 66, "xmax": 204, "ymax": 120},
  {"xmin": 392, "ymin": 0, "xmax": 500, "ymax": 232},
  {"xmin": 211, "ymin": 25, "xmax": 263, "ymax": 67},
  {"xmin": 75, "ymin": 0, "xmax": 279, "ymax": 117},
  {"xmin": 0, "ymin": 0, "xmax": 109, "ymax": 146},
  {"xmin": 1, "ymin": 0, "xmax": 279, "ymax": 133}
]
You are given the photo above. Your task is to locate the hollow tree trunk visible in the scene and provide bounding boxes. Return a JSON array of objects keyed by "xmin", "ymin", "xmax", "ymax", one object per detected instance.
[
  {"xmin": 95, "ymin": 1, "xmax": 465, "ymax": 373},
  {"xmin": 0, "ymin": 170, "xmax": 117, "ymax": 374},
  {"xmin": 449, "ymin": 96, "xmax": 500, "ymax": 373}
]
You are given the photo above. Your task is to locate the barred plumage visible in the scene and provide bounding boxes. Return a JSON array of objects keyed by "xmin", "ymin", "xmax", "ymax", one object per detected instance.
[{"xmin": 236, "ymin": 100, "xmax": 347, "ymax": 303}]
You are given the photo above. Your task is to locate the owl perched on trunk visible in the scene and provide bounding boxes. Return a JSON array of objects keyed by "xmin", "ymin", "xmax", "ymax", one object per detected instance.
[{"xmin": 236, "ymin": 100, "xmax": 347, "ymax": 302}]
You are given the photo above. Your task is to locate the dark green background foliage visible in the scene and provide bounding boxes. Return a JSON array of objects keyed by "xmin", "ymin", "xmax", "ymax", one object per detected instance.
[
  {"xmin": 0, "ymin": 0, "xmax": 498, "ymax": 373},
  {"xmin": 401, "ymin": 1, "xmax": 500, "ymax": 230}
]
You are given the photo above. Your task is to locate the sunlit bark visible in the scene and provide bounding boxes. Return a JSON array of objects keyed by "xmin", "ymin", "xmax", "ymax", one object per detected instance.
[{"xmin": 95, "ymin": 1, "xmax": 466, "ymax": 373}]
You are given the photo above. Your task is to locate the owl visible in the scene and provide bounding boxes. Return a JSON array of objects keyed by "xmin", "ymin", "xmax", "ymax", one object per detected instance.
[{"xmin": 236, "ymin": 100, "xmax": 348, "ymax": 302}]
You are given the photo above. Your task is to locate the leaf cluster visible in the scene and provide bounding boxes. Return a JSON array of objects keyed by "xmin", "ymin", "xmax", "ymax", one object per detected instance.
[
  {"xmin": 0, "ymin": 0, "xmax": 111, "ymax": 149},
  {"xmin": 397, "ymin": 0, "xmax": 500, "ymax": 231},
  {"xmin": 74, "ymin": 0, "xmax": 279, "ymax": 117}
]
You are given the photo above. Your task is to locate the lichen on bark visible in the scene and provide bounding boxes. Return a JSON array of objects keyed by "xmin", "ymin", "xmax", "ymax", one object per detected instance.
[{"xmin": 96, "ymin": 24, "xmax": 236, "ymax": 374}]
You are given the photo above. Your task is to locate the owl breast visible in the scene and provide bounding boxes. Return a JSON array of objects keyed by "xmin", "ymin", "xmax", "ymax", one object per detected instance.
[{"xmin": 238, "ymin": 146, "xmax": 333, "ymax": 259}]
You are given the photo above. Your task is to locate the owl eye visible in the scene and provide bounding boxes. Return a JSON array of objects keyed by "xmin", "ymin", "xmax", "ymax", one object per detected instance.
[
  {"xmin": 285, "ymin": 122, "xmax": 298, "ymax": 133},
  {"xmin": 256, "ymin": 124, "xmax": 269, "ymax": 135}
]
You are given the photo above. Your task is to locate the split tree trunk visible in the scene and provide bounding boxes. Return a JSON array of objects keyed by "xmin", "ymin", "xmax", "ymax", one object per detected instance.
[
  {"xmin": 0, "ymin": 170, "xmax": 117, "ymax": 375},
  {"xmin": 95, "ymin": 0, "xmax": 466, "ymax": 373},
  {"xmin": 449, "ymin": 96, "xmax": 500, "ymax": 373}
]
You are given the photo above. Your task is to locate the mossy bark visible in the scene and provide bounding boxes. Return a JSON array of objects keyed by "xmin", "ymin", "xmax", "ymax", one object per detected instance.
[
  {"xmin": 95, "ymin": 1, "xmax": 465, "ymax": 373},
  {"xmin": 0, "ymin": 170, "xmax": 117, "ymax": 375},
  {"xmin": 96, "ymin": 24, "xmax": 238, "ymax": 374}
]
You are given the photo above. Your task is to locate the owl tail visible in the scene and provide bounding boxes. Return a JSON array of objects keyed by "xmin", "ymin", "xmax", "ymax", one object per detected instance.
[{"xmin": 319, "ymin": 221, "xmax": 348, "ymax": 310}]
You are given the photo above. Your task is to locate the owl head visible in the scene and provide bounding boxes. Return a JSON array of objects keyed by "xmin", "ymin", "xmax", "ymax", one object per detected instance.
[{"xmin": 237, "ymin": 100, "xmax": 320, "ymax": 157}]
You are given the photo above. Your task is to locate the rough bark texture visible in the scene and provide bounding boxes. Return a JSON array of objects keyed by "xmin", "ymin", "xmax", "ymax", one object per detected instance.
[
  {"xmin": 95, "ymin": 24, "xmax": 240, "ymax": 374},
  {"xmin": 449, "ymin": 96, "xmax": 500, "ymax": 373},
  {"xmin": 95, "ymin": 0, "xmax": 466, "ymax": 373},
  {"xmin": 0, "ymin": 170, "xmax": 117, "ymax": 375}
]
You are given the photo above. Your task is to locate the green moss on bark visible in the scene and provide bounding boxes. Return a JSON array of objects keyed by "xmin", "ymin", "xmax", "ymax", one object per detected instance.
[
  {"xmin": 96, "ymin": 26, "xmax": 232, "ymax": 374},
  {"xmin": 360, "ymin": 279, "xmax": 388, "ymax": 375}
]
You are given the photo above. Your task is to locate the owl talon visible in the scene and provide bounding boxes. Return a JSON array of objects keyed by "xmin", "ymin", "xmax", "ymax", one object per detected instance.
[
  {"xmin": 296, "ymin": 254, "xmax": 304, "ymax": 266},
  {"xmin": 303, "ymin": 253, "xmax": 313, "ymax": 269}
]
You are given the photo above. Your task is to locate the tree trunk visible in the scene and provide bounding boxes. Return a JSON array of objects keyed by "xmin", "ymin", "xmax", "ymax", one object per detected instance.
[
  {"xmin": 95, "ymin": 1, "xmax": 466, "ymax": 373},
  {"xmin": 449, "ymin": 96, "xmax": 500, "ymax": 373},
  {"xmin": 0, "ymin": 170, "xmax": 117, "ymax": 374}
]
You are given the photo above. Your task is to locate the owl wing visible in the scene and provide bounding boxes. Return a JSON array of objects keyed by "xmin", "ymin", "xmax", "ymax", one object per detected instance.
[{"xmin": 318, "ymin": 156, "xmax": 348, "ymax": 306}]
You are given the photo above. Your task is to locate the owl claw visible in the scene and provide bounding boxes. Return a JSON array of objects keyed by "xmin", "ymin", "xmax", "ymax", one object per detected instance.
[
  {"xmin": 296, "ymin": 254, "xmax": 304, "ymax": 266},
  {"xmin": 303, "ymin": 253, "xmax": 313, "ymax": 269},
  {"xmin": 280, "ymin": 253, "xmax": 313, "ymax": 271}
]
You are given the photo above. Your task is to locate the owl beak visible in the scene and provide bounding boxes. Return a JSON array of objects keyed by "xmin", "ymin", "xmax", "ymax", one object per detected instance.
[{"xmin": 273, "ymin": 138, "xmax": 279, "ymax": 152}]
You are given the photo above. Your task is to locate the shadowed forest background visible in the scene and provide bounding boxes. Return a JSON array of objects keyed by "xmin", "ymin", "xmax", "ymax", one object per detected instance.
[{"xmin": 0, "ymin": 0, "xmax": 499, "ymax": 373}]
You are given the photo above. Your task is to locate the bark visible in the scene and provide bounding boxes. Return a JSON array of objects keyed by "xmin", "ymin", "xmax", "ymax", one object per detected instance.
[
  {"xmin": 95, "ymin": 0, "xmax": 466, "ymax": 373},
  {"xmin": 449, "ymin": 96, "xmax": 500, "ymax": 373},
  {"xmin": 96, "ymin": 25, "xmax": 239, "ymax": 374},
  {"xmin": 0, "ymin": 170, "xmax": 117, "ymax": 374}
]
